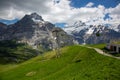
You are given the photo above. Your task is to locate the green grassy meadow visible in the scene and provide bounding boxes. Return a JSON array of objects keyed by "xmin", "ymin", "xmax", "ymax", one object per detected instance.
[
  {"xmin": 0, "ymin": 45, "xmax": 120, "ymax": 80},
  {"xmin": 86, "ymin": 43, "xmax": 106, "ymax": 49}
]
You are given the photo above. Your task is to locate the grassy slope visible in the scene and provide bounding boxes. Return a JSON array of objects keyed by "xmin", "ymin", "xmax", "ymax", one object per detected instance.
[
  {"xmin": 0, "ymin": 45, "xmax": 120, "ymax": 80},
  {"xmin": 86, "ymin": 44, "xmax": 106, "ymax": 49}
]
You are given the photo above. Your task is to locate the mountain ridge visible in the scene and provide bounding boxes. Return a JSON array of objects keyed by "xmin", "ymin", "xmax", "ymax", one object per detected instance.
[
  {"xmin": 63, "ymin": 21, "xmax": 120, "ymax": 44},
  {"xmin": 0, "ymin": 13, "xmax": 74, "ymax": 49}
]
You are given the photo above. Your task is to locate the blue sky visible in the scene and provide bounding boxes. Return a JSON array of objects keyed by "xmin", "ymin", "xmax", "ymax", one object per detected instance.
[
  {"xmin": 0, "ymin": 18, "xmax": 18, "ymax": 25},
  {"xmin": 0, "ymin": 0, "xmax": 120, "ymax": 27},
  {"xmin": 70, "ymin": 0, "xmax": 119, "ymax": 8}
]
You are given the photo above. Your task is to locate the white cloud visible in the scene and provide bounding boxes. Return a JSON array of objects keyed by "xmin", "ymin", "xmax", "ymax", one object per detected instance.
[
  {"xmin": 86, "ymin": 2, "xmax": 94, "ymax": 7},
  {"xmin": 105, "ymin": 4, "xmax": 120, "ymax": 25},
  {"xmin": 4, "ymin": 7, "xmax": 28, "ymax": 20},
  {"xmin": 0, "ymin": 0, "xmax": 120, "ymax": 26},
  {"xmin": 43, "ymin": 0, "xmax": 108, "ymax": 25}
]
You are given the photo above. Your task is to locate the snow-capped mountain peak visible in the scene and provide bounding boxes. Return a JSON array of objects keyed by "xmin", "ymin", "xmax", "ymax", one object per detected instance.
[
  {"xmin": 74, "ymin": 21, "xmax": 86, "ymax": 27},
  {"xmin": 63, "ymin": 21, "xmax": 88, "ymax": 35},
  {"xmin": 63, "ymin": 21, "xmax": 120, "ymax": 44}
]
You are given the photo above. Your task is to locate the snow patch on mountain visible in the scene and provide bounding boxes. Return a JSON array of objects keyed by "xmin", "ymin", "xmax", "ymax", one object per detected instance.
[
  {"xmin": 86, "ymin": 27, "xmax": 94, "ymax": 34},
  {"xmin": 32, "ymin": 18, "xmax": 43, "ymax": 23}
]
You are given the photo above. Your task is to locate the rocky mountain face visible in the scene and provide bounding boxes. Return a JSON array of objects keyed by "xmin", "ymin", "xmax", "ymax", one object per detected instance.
[
  {"xmin": 63, "ymin": 21, "xmax": 120, "ymax": 44},
  {"xmin": 0, "ymin": 22, "xmax": 7, "ymax": 36},
  {"xmin": 0, "ymin": 13, "xmax": 74, "ymax": 50},
  {"xmin": 118, "ymin": 24, "xmax": 120, "ymax": 32}
]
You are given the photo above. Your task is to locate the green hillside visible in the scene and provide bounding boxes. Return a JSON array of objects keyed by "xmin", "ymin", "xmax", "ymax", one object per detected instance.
[
  {"xmin": 86, "ymin": 43, "xmax": 106, "ymax": 49},
  {"xmin": 0, "ymin": 40, "xmax": 42, "ymax": 64},
  {"xmin": 0, "ymin": 45, "xmax": 120, "ymax": 80}
]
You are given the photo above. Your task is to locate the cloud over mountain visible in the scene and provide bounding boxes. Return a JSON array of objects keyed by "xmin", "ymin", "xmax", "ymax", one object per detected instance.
[{"xmin": 0, "ymin": 0, "xmax": 120, "ymax": 25}]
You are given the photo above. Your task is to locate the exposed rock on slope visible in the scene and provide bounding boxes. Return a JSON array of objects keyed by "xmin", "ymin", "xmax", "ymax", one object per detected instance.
[{"xmin": 0, "ymin": 13, "xmax": 74, "ymax": 50}]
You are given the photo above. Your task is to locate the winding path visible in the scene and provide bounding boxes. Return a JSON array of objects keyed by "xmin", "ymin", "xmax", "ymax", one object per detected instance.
[{"xmin": 81, "ymin": 45, "xmax": 120, "ymax": 59}]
